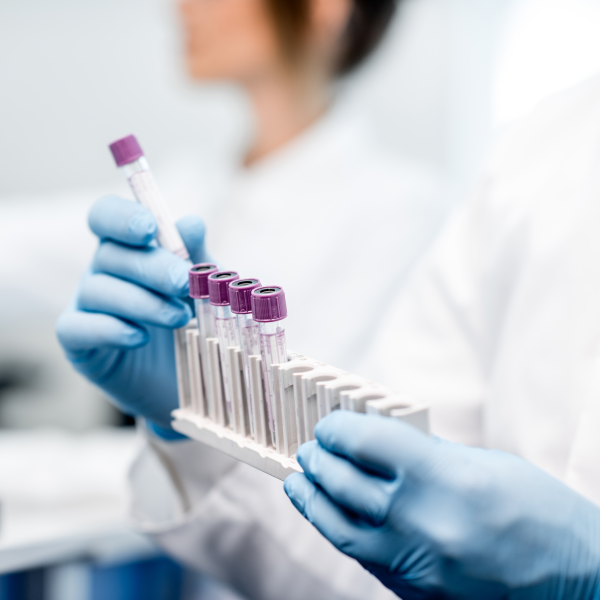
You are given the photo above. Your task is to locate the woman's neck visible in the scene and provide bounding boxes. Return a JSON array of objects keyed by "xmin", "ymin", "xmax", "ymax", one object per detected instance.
[{"xmin": 244, "ymin": 68, "xmax": 331, "ymax": 166}]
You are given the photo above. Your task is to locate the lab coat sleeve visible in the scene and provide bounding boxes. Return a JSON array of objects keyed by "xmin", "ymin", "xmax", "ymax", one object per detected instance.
[
  {"xmin": 360, "ymin": 82, "xmax": 600, "ymax": 448},
  {"xmin": 360, "ymin": 173, "xmax": 515, "ymax": 447},
  {"xmin": 128, "ymin": 431, "xmax": 398, "ymax": 600}
]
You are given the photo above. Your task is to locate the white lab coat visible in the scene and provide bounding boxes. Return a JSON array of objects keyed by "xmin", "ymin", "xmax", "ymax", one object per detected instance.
[
  {"xmin": 130, "ymin": 75, "xmax": 600, "ymax": 597},
  {"xmin": 362, "ymin": 74, "xmax": 600, "ymax": 504},
  {"xmin": 129, "ymin": 107, "xmax": 446, "ymax": 600}
]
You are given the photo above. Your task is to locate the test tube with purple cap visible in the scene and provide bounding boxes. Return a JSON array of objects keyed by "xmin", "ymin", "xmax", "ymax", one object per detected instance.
[
  {"xmin": 110, "ymin": 134, "xmax": 195, "ymax": 415},
  {"xmin": 189, "ymin": 263, "xmax": 219, "ymax": 415},
  {"xmin": 108, "ymin": 134, "xmax": 189, "ymax": 260},
  {"xmin": 208, "ymin": 271, "xmax": 242, "ymax": 432},
  {"xmin": 229, "ymin": 278, "xmax": 262, "ymax": 439},
  {"xmin": 251, "ymin": 286, "xmax": 288, "ymax": 446}
]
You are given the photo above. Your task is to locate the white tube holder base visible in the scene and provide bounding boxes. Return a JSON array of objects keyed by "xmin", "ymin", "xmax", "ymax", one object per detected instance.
[{"xmin": 172, "ymin": 324, "xmax": 430, "ymax": 481}]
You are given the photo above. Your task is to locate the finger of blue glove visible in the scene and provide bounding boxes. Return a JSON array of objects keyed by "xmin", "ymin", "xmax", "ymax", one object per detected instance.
[
  {"xmin": 56, "ymin": 310, "xmax": 148, "ymax": 352},
  {"xmin": 89, "ymin": 196, "xmax": 157, "ymax": 246},
  {"xmin": 297, "ymin": 440, "xmax": 401, "ymax": 525},
  {"xmin": 177, "ymin": 215, "xmax": 208, "ymax": 265},
  {"xmin": 285, "ymin": 473, "xmax": 385, "ymax": 564},
  {"xmin": 314, "ymin": 411, "xmax": 433, "ymax": 478},
  {"xmin": 93, "ymin": 241, "xmax": 190, "ymax": 298},
  {"xmin": 78, "ymin": 273, "xmax": 192, "ymax": 328}
]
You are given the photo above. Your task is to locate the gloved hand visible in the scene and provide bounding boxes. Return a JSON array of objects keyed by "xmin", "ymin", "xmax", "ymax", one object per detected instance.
[
  {"xmin": 56, "ymin": 195, "xmax": 207, "ymax": 436},
  {"xmin": 285, "ymin": 411, "xmax": 600, "ymax": 599}
]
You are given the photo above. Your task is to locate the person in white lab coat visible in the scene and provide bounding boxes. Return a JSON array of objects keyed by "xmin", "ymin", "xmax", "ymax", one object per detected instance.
[
  {"xmin": 170, "ymin": 0, "xmax": 444, "ymax": 368},
  {"xmin": 132, "ymin": 76, "xmax": 600, "ymax": 600},
  {"xmin": 281, "ymin": 75, "xmax": 600, "ymax": 597},
  {"xmin": 57, "ymin": 1, "xmax": 445, "ymax": 599}
]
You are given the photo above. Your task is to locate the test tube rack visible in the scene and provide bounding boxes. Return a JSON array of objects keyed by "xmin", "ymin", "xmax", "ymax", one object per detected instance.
[{"xmin": 172, "ymin": 320, "xmax": 429, "ymax": 481}]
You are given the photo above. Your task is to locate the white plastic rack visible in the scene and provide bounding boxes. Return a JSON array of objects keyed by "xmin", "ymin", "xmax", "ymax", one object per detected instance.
[{"xmin": 172, "ymin": 320, "xmax": 429, "ymax": 481}]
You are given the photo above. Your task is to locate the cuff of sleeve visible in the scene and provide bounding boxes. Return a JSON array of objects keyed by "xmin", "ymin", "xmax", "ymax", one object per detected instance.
[{"xmin": 128, "ymin": 426, "xmax": 238, "ymax": 531}]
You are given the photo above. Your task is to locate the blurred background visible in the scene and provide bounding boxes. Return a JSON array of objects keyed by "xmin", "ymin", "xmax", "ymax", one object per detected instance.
[{"xmin": 2, "ymin": 0, "xmax": 600, "ymax": 597}]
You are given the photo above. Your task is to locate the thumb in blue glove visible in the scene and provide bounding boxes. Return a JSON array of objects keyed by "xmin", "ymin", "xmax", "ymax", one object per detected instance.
[
  {"xmin": 285, "ymin": 411, "xmax": 600, "ymax": 599},
  {"xmin": 56, "ymin": 195, "xmax": 207, "ymax": 436}
]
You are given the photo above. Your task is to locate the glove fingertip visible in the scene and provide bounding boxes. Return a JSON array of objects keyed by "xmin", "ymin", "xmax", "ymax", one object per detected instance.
[
  {"xmin": 177, "ymin": 215, "xmax": 207, "ymax": 264},
  {"xmin": 128, "ymin": 213, "xmax": 158, "ymax": 244},
  {"xmin": 284, "ymin": 472, "xmax": 303, "ymax": 494},
  {"xmin": 89, "ymin": 195, "xmax": 158, "ymax": 246},
  {"xmin": 168, "ymin": 263, "xmax": 191, "ymax": 298},
  {"xmin": 284, "ymin": 473, "xmax": 310, "ymax": 514},
  {"xmin": 55, "ymin": 312, "xmax": 73, "ymax": 347},
  {"xmin": 121, "ymin": 326, "xmax": 149, "ymax": 347},
  {"xmin": 296, "ymin": 440, "xmax": 318, "ymax": 469},
  {"xmin": 164, "ymin": 303, "xmax": 193, "ymax": 329},
  {"xmin": 314, "ymin": 410, "xmax": 348, "ymax": 447}
]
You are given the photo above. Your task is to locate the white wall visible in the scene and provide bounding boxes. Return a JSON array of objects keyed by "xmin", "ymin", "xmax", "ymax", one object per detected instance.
[
  {"xmin": 0, "ymin": 0, "xmax": 513, "ymax": 429},
  {"xmin": 0, "ymin": 0, "xmax": 512, "ymax": 199},
  {"xmin": 0, "ymin": 0, "xmax": 242, "ymax": 196},
  {"xmin": 494, "ymin": 0, "xmax": 600, "ymax": 126}
]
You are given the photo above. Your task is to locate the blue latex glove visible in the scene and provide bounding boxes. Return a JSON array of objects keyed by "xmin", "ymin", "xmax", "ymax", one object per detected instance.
[
  {"xmin": 285, "ymin": 411, "xmax": 600, "ymax": 599},
  {"xmin": 56, "ymin": 195, "xmax": 207, "ymax": 435}
]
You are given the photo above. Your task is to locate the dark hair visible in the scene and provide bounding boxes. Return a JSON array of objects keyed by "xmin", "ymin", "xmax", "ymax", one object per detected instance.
[{"xmin": 264, "ymin": 0, "xmax": 397, "ymax": 76}]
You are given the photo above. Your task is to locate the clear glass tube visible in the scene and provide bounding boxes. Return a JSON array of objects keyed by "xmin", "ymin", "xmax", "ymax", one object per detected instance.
[
  {"xmin": 121, "ymin": 157, "xmax": 189, "ymax": 259},
  {"xmin": 194, "ymin": 297, "xmax": 215, "ymax": 410},
  {"xmin": 214, "ymin": 305, "xmax": 241, "ymax": 427},
  {"xmin": 237, "ymin": 313, "xmax": 260, "ymax": 438},
  {"xmin": 259, "ymin": 318, "xmax": 287, "ymax": 444}
]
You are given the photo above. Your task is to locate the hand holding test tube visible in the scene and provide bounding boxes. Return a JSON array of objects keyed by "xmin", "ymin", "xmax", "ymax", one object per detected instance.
[
  {"xmin": 102, "ymin": 136, "xmax": 293, "ymax": 442},
  {"xmin": 56, "ymin": 201, "xmax": 206, "ymax": 435},
  {"xmin": 109, "ymin": 134, "xmax": 199, "ymax": 426}
]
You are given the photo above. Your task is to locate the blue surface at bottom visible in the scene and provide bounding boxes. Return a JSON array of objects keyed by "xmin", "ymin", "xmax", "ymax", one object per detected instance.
[
  {"xmin": 91, "ymin": 556, "xmax": 183, "ymax": 600},
  {"xmin": 0, "ymin": 568, "xmax": 45, "ymax": 600}
]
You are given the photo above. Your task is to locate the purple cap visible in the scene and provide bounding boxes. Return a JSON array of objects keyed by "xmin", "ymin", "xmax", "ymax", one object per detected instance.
[
  {"xmin": 229, "ymin": 279, "xmax": 262, "ymax": 314},
  {"xmin": 208, "ymin": 271, "xmax": 240, "ymax": 306},
  {"xmin": 189, "ymin": 263, "xmax": 218, "ymax": 299},
  {"xmin": 109, "ymin": 134, "xmax": 144, "ymax": 167},
  {"xmin": 251, "ymin": 286, "xmax": 287, "ymax": 322}
]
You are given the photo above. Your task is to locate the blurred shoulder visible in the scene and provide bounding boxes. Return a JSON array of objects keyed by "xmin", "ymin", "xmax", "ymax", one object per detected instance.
[
  {"xmin": 321, "ymin": 109, "xmax": 445, "ymax": 207},
  {"xmin": 489, "ymin": 74, "xmax": 600, "ymax": 179},
  {"xmin": 242, "ymin": 106, "xmax": 446, "ymax": 213}
]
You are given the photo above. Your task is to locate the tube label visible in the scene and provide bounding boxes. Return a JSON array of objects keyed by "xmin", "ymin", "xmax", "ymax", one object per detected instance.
[{"xmin": 129, "ymin": 170, "xmax": 189, "ymax": 259}]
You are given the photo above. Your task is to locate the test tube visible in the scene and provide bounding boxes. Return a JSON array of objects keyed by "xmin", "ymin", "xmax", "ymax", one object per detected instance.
[
  {"xmin": 109, "ymin": 134, "xmax": 189, "ymax": 260},
  {"xmin": 228, "ymin": 278, "xmax": 262, "ymax": 439},
  {"xmin": 189, "ymin": 263, "xmax": 219, "ymax": 415},
  {"xmin": 109, "ymin": 134, "xmax": 192, "ymax": 425},
  {"xmin": 208, "ymin": 271, "xmax": 241, "ymax": 430},
  {"xmin": 251, "ymin": 286, "xmax": 288, "ymax": 446}
]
